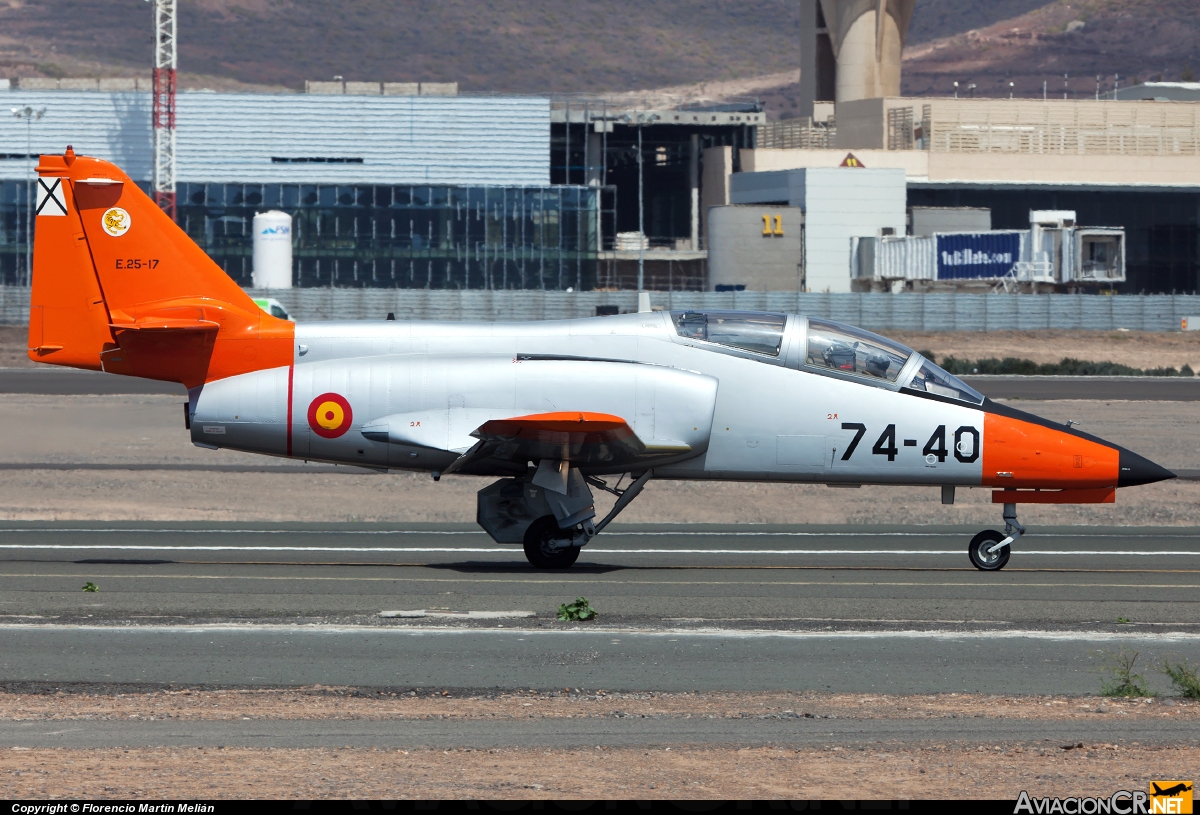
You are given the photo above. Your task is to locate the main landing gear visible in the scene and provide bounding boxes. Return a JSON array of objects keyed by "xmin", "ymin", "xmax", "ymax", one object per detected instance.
[
  {"xmin": 968, "ymin": 502, "xmax": 1025, "ymax": 572},
  {"xmin": 478, "ymin": 466, "xmax": 654, "ymax": 570}
]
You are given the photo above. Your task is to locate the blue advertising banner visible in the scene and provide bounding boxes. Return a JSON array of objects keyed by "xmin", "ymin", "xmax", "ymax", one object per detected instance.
[{"xmin": 936, "ymin": 232, "xmax": 1021, "ymax": 280}]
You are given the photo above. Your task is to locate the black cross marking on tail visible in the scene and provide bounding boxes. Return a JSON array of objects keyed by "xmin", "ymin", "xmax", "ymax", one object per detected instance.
[{"xmin": 35, "ymin": 177, "xmax": 68, "ymax": 216}]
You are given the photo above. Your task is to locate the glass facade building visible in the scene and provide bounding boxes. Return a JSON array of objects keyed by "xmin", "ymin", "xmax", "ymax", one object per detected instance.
[{"xmin": 2, "ymin": 180, "xmax": 610, "ymax": 290}]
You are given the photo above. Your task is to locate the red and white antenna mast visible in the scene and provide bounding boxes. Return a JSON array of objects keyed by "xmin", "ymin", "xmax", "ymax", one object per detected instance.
[{"xmin": 151, "ymin": 0, "xmax": 177, "ymax": 220}]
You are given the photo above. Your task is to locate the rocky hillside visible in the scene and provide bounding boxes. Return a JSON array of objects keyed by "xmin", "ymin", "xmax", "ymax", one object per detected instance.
[
  {"xmin": 903, "ymin": 0, "xmax": 1200, "ymax": 98},
  {"xmin": 3, "ymin": 0, "xmax": 1197, "ymax": 111}
]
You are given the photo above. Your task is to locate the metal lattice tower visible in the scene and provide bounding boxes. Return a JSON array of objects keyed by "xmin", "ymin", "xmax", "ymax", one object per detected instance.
[{"xmin": 151, "ymin": 0, "xmax": 177, "ymax": 220}]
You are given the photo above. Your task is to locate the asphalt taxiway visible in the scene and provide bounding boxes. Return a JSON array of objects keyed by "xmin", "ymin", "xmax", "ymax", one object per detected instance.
[{"xmin": 0, "ymin": 523, "xmax": 1197, "ymax": 698}]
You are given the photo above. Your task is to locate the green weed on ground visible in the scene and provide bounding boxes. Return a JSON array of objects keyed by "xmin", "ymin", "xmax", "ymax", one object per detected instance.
[
  {"xmin": 557, "ymin": 597, "xmax": 597, "ymax": 622},
  {"xmin": 1160, "ymin": 658, "xmax": 1200, "ymax": 699},
  {"xmin": 1100, "ymin": 650, "xmax": 1156, "ymax": 697},
  {"xmin": 932, "ymin": 355, "xmax": 1194, "ymax": 377}
]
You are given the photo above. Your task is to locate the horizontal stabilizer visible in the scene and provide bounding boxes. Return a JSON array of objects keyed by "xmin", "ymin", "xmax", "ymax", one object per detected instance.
[{"xmin": 110, "ymin": 318, "xmax": 220, "ymax": 332}]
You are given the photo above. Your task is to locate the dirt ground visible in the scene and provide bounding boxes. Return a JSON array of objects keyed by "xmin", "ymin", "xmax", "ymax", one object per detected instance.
[
  {"xmin": 0, "ymin": 468, "xmax": 1196, "ymax": 526},
  {"xmin": 887, "ymin": 330, "xmax": 1200, "ymax": 372},
  {"xmin": 0, "ymin": 689, "xmax": 1195, "ymax": 799},
  {"xmin": 4, "ymin": 743, "xmax": 1196, "ymax": 799},
  {"xmin": 5, "ymin": 327, "xmax": 1200, "ymax": 371},
  {"xmin": 2, "ymin": 687, "xmax": 1194, "ymax": 723}
]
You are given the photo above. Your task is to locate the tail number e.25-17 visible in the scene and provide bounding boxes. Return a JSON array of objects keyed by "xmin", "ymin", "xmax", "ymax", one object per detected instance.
[{"xmin": 839, "ymin": 422, "xmax": 979, "ymax": 464}]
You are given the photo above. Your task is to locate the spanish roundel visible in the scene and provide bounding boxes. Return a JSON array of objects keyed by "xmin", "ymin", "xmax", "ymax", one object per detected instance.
[{"xmin": 307, "ymin": 393, "xmax": 353, "ymax": 439}]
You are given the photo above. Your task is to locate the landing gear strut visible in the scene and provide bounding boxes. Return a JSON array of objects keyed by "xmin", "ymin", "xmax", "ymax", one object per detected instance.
[
  {"xmin": 478, "ymin": 468, "xmax": 653, "ymax": 570},
  {"xmin": 968, "ymin": 502, "xmax": 1024, "ymax": 571}
]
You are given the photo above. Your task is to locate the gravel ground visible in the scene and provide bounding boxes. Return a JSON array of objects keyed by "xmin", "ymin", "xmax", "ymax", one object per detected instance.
[
  {"xmin": 2, "ymin": 744, "xmax": 1197, "ymax": 799},
  {"xmin": 0, "ymin": 689, "xmax": 1195, "ymax": 799},
  {"xmin": 0, "ymin": 328, "xmax": 30, "ymax": 369},
  {"xmin": 1, "ymin": 687, "xmax": 1195, "ymax": 723},
  {"xmin": 0, "ymin": 467, "xmax": 1195, "ymax": 525}
]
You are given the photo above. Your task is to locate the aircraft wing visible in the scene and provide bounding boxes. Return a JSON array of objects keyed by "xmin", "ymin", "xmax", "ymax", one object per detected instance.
[
  {"xmin": 443, "ymin": 411, "xmax": 690, "ymax": 475},
  {"xmin": 357, "ymin": 358, "xmax": 717, "ymax": 473},
  {"xmin": 361, "ymin": 408, "xmax": 693, "ymax": 474}
]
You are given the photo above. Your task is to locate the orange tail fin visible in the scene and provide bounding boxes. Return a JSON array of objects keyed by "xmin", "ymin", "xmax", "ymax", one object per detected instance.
[{"xmin": 29, "ymin": 148, "xmax": 293, "ymax": 388}]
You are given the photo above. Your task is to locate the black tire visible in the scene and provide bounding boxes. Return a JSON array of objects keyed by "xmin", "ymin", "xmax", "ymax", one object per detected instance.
[
  {"xmin": 522, "ymin": 516, "xmax": 581, "ymax": 569},
  {"xmin": 968, "ymin": 529, "xmax": 1011, "ymax": 571}
]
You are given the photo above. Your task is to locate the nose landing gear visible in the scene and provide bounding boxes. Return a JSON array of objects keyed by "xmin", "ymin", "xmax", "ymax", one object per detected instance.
[{"xmin": 968, "ymin": 502, "xmax": 1024, "ymax": 571}]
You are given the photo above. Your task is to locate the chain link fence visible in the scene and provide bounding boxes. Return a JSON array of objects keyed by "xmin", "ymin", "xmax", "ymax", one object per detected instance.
[{"xmin": 3, "ymin": 286, "xmax": 1198, "ymax": 331}]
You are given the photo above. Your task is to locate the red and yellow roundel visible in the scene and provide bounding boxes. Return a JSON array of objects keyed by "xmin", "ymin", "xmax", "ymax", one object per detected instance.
[{"xmin": 307, "ymin": 393, "xmax": 353, "ymax": 439}]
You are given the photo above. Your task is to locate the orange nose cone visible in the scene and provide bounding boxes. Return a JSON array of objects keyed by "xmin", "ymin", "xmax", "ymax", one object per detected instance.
[
  {"xmin": 983, "ymin": 413, "xmax": 1117, "ymax": 488},
  {"xmin": 982, "ymin": 405, "xmax": 1174, "ymax": 489}
]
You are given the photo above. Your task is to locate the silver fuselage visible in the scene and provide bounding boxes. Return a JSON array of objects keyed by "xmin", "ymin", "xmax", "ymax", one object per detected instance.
[{"xmin": 189, "ymin": 312, "xmax": 985, "ymax": 486}]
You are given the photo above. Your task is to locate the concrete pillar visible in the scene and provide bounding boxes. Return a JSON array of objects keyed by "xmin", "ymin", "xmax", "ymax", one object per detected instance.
[
  {"xmin": 689, "ymin": 134, "xmax": 700, "ymax": 251},
  {"xmin": 586, "ymin": 132, "xmax": 603, "ymax": 187},
  {"xmin": 807, "ymin": 0, "xmax": 913, "ymax": 107},
  {"xmin": 701, "ymin": 146, "xmax": 733, "ymax": 251}
]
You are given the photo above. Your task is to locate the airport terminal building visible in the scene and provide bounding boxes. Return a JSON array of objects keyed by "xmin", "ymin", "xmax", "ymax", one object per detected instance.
[
  {"xmin": 0, "ymin": 81, "xmax": 759, "ymax": 292},
  {"xmin": 2, "ymin": 81, "xmax": 1199, "ymax": 295}
]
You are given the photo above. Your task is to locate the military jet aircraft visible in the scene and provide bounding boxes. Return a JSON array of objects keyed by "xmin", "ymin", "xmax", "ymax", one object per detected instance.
[{"xmin": 27, "ymin": 150, "xmax": 1175, "ymax": 570}]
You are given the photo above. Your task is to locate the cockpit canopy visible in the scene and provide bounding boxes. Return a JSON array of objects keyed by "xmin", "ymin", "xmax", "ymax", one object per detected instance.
[
  {"xmin": 671, "ymin": 310, "xmax": 786, "ymax": 357},
  {"xmin": 669, "ymin": 310, "xmax": 983, "ymax": 405},
  {"xmin": 805, "ymin": 318, "xmax": 910, "ymax": 382}
]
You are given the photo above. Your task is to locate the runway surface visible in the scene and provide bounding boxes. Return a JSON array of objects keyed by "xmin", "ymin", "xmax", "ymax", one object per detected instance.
[
  {"xmin": 0, "ymin": 368, "xmax": 182, "ymax": 395},
  {"xmin": 1, "ymin": 711, "xmax": 1195, "ymax": 749},
  {"xmin": 1, "ymin": 523, "xmax": 1197, "ymax": 697},
  {"xmin": 2, "ymin": 522, "xmax": 1199, "ymax": 627},
  {"xmin": 4, "ymin": 368, "xmax": 1199, "ymax": 401},
  {"xmin": 0, "ymin": 623, "xmax": 1197, "ymax": 696}
]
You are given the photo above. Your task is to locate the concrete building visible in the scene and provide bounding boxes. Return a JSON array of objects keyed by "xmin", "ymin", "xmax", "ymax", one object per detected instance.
[
  {"xmin": 707, "ymin": 205, "xmax": 804, "ymax": 291},
  {"xmin": 551, "ymin": 98, "xmax": 763, "ymax": 290},
  {"xmin": 728, "ymin": 167, "xmax": 906, "ymax": 293},
  {"xmin": 0, "ymin": 82, "xmax": 762, "ymax": 293},
  {"xmin": 1107, "ymin": 82, "xmax": 1200, "ymax": 103},
  {"xmin": 727, "ymin": 97, "xmax": 1200, "ymax": 294}
]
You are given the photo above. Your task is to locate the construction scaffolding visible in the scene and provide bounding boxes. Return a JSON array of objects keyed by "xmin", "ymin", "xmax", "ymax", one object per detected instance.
[
  {"xmin": 757, "ymin": 117, "xmax": 837, "ymax": 150},
  {"xmin": 878, "ymin": 98, "xmax": 1200, "ymax": 156},
  {"xmin": 151, "ymin": 0, "xmax": 177, "ymax": 219}
]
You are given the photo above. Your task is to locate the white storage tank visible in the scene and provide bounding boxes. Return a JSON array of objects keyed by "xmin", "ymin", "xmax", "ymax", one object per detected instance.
[{"xmin": 251, "ymin": 211, "xmax": 293, "ymax": 289}]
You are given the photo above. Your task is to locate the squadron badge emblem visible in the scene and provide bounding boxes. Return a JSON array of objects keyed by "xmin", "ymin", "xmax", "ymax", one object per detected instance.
[{"xmin": 102, "ymin": 207, "xmax": 131, "ymax": 237}]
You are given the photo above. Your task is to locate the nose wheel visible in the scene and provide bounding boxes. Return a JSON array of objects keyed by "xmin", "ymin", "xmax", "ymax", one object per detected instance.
[
  {"xmin": 968, "ymin": 530, "xmax": 1010, "ymax": 571},
  {"xmin": 968, "ymin": 502, "xmax": 1024, "ymax": 571}
]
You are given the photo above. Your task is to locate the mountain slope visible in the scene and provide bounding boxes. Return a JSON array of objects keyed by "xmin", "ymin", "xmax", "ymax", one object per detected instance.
[
  {"xmin": 1, "ymin": 0, "xmax": 805, "ymax": 93},
  {"xmin": 903, "ymin": 0, "xmax": 1200, "ymax": 98}
]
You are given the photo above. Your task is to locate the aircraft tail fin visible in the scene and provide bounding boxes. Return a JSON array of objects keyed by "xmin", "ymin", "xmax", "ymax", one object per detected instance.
[{"xmin": 28, "ymin": 148, "xmax": 292, "ymax": 387}]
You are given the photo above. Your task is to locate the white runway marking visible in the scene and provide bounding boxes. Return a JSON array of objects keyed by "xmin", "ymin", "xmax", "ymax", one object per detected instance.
[
  {"xmin": 0, "ymin": 545, "xmax": 1198, "ymax": 556},
  {"xmin": 2, "ymin": 622, "xmax": 1200, "ymax": 643},
  {"xmin": 0, "ymin": 528, "xmax": 1196, "ymax": 539}
]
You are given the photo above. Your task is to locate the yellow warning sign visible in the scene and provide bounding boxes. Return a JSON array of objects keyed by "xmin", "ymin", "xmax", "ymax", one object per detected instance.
[{"xmin": 840, "ymin": 152, "xmax": 865, "ymax": 168}]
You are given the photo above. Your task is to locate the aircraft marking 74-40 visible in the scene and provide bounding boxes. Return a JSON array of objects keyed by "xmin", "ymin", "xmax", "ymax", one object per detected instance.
[{"xmin": 27, "ymin": 150, "xmax": 1175, "ymax": 569}]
